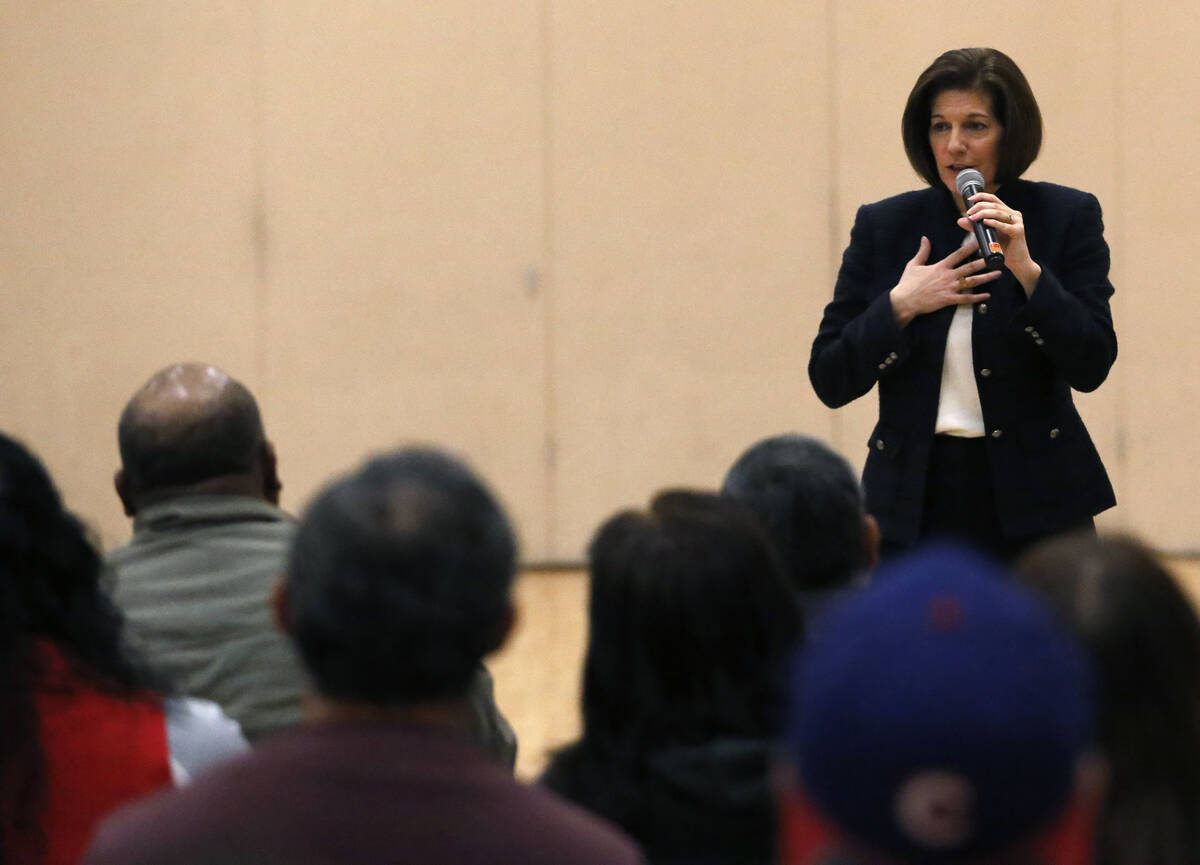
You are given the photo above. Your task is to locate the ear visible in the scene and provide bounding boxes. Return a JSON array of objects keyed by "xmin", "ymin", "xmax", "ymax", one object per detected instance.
[
  {"xmin": 271, "ymin": 578, "xmax": 292, "ymax": 637},
  {"xmin": 862, "ymin": 513, "xmax": 881, "ymax": 573},
  {"xmin": 260, "ymin": 440, "xmax": 282, "ymax": 505},
  {"xmin": 115, "ymin": 468, "xmax": 137, "ymax": 517}
]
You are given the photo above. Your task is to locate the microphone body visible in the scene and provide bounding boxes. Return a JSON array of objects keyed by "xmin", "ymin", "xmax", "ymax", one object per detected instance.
[{"xmin": 955, "ymin": 169, "xmax": 1004, "ymax": 271}]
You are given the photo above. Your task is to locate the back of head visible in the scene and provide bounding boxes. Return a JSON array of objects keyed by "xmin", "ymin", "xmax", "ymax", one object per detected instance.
[
  {"xmin": 284, "ymin": 447, "xmax": 516, "ymax": 706},
  {"xmin": 581, "ymin": 490, "xmax": 801, "ymax": 748},
  {"xmin": 786, "ymin": 543, "xmax": 1093, "ymax": 865},
  {"xmin": 0, "ymin": 431, "xmax": 132, "ymax": 673},
  {"xmin": 1016, "ymin": 533, "xmax": 1200, "ymax": 865},
  {"xmin": 117, "ymin": 363, "xmax": 266, "ymax": 502},
  {"xmin": 722, "ymin": 434, "xmax": 867, "ymax": 592}
]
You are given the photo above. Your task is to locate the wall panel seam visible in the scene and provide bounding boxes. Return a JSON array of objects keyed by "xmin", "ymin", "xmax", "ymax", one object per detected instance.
[{"xmin": 539, "ymin": 0, "xmax": 559, "ymax": 559}]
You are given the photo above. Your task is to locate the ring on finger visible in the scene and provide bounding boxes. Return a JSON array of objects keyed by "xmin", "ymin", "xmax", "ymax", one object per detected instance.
[
  {"xmin": 957, "ymin": 275, "xmax": 968, "ymax": 290},
  {"xmin": 1006, "ymin": 212, "xmax": 1015, "ymax": 223}
]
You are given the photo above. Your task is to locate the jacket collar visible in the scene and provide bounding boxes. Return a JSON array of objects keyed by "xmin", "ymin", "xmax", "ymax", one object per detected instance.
[{"xmin": 131, "ymin": 494, "xmax": 292, "ymax": 535}]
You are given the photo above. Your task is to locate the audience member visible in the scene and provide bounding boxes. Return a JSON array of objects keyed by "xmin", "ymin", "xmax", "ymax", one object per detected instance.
[
  {"xmin": 108, "ymin": 363, "xmax": 301, "ymax": 741},
  {"xmin": 108, "ymin": 362, "xmax": 515, "ymax": 761},
  {"xmin": 1016, "ymin": 533, "xmax": 1200, "ymax": 865},
  {"xmin": 722, "ymin": 434, "xmax": 878, "ymax": 617},
  {"xmin": 85, "ymin": 447, "xmax": 642, "ymax": 865},
  {"xmin": 782, "ymin": 543, "xmax": 1099, "ymax": 865},
  {"xmin": 0, "ymin": 432, "xmax": 244, "ymax": 865},
  {"xmin": 541, "ymin": 490, "xmax": 801, "ymax": 865}
]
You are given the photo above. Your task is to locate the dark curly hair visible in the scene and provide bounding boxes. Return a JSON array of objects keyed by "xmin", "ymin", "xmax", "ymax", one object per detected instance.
[{"xmin": 0, "ymin": 432, "xmax": 159, "ymax": 860}]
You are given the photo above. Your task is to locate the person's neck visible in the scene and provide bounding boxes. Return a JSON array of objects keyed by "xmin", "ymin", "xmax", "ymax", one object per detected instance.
[
  {"xmin": 133, "ymin": 474, "xmax": 268, "ymax": 510},
  {"xmin": 303, "ymin": 692, "xmax": 474, "ymax": 734}
]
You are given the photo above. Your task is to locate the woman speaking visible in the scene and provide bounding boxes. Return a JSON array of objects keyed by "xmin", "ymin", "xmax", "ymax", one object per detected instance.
[{"xmin": 809, "ymin": 48, "xmax": 1116, "ymax": 561}]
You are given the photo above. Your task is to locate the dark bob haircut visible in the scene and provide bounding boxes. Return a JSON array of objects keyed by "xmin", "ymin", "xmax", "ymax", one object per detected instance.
[
  {"xmin": 285, "ymin": 447, "xmax": 516, "ymax": 706},
  {"xmin": 902, "ymin": 47, "xmax": 1042, "ymax": 189}
]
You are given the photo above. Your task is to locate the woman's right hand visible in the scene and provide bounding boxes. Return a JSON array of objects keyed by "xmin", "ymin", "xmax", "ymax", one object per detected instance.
[{"xmin": 889, "ymin": 236, "xmax": 1001, "ymax": 327}]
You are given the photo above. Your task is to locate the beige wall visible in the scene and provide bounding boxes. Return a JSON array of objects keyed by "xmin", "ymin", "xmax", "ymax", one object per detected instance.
[{"xmin": 2, "ymin": 2, "xmax": 1198, "ymax": 558}]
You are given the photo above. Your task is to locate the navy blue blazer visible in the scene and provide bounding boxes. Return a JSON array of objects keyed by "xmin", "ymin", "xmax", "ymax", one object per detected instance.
[{"xmin": 809, "ymin": 179, "xmax": 1117, "ymax": 544}]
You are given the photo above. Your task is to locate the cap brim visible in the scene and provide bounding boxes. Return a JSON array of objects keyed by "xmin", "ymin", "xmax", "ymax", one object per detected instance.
[{"xmin": 778, "ymin": 785, "xmax": 1098, "ymax": 865}]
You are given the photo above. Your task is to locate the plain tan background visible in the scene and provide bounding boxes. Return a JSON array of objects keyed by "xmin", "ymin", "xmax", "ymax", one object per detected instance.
[
  {"xmin": 3, "ymin": 1, "xmax": 1200, "ymax": 780},
  {"xmin": 4, "ymin": 2, "xmax": 1198, "ymax": 561}
]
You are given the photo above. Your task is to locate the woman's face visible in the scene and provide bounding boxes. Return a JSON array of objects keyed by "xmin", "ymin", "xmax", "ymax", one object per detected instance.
[{"xmin": 928, "ymin": 88, "xmax": 1003, "ymax": 202}]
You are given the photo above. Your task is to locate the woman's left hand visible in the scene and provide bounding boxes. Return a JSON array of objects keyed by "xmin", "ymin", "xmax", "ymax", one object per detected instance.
[{"xmin": 959, "ymin": 192, "xmax": 1042, "ymax": 296}]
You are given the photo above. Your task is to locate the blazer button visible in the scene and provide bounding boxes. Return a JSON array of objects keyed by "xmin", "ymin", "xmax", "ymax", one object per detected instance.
[
  {"xmin": 979, "ymin": 368, "xmax": 991, "ymax": 377},
  {"xmin": 1024, "ymin": 325, "xmax": 1034, "ymax": 333},
  {"xmin": 878, "ymin": 362, "xmax": 887, "ymax": 370},
  {"xmin": 1035, "ymin": 338, "xmax": 1045, "ymax": 346},
  {"xmin": 876, "ymin": 439, "xmax": 885, "ymax": 451},
  {"xmin": 991, "ymin": 429, "xmax": 1003, "ymax": 438},
  {"xmin": 978, "ymin": 303, "xmax": 988, "ymax": 315},
  {"xmin": 1049, "ymin": 428, "xmax": 1060, "ymax": 439},
  {"xmin": 889, "ymin": 352, "xmax": 899, "ymax": 360}
]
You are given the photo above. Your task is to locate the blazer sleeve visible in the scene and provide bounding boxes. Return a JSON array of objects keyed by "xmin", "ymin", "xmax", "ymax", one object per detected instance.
[
  {"xmin": 808, "ymin": 204, "xmax": 915, "ymax": 408},
  {"xmin": 1012, "ymin": 191, "xmax": 1117, "ymax": 393}
]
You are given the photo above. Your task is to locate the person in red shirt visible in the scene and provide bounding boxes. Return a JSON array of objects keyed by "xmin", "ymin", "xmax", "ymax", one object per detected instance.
[{"xmin": 0, "ymin": 431, "xmax": 244, "ymax": 865}]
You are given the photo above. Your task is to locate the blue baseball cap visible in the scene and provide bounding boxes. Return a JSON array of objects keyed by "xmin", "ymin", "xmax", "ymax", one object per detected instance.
[{"xmin": 786, "ymin": 543, "xmax": 1094, "ymax": 863}]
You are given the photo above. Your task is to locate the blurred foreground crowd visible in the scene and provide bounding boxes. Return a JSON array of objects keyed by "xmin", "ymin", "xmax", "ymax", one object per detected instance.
[{"xmin": 1, "ymin": 362, "xmax": 1195, "ymax": 865}]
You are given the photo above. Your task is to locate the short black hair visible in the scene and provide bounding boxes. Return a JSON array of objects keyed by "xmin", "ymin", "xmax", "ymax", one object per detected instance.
[
  {"xmin": 285, "ymin": 447, "xmax": 516, "ymax": 706},
  {"xmin": 902, "ymin": 47, "xmax": 1042, "ymax": 189},
  {"xmin": 117, "ymin": 376, "xmax": 264, "ymax": 495},
  {"xmin": 722, "ymin": 434, "xmax": 865, "ymax": 591}
]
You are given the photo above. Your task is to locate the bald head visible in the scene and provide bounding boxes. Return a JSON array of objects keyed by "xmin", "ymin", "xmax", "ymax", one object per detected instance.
[{"xmin": 117, "ymin": 364, "xmax": 276, "ymax": 512}]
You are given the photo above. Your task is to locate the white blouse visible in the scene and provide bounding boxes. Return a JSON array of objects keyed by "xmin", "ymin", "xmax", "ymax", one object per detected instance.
[{"xmin": 934, "ymin": 304, "xmax": 985, "ymax": 437}]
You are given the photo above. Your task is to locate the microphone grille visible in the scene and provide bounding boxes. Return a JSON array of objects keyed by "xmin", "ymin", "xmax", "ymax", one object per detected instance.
[{"xmin": 955, "ymin": 168, "xmax": 985, "ymax": 196}]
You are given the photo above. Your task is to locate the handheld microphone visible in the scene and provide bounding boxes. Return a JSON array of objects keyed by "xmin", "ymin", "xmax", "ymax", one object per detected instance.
[{"xmin": 955, "ymin": 168, "xmax": 1005, "ymax": 271}]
